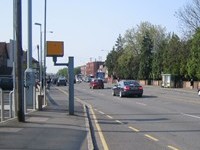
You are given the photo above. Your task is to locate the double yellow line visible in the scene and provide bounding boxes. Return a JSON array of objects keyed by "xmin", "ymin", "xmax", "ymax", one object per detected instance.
[{"xmin": 56, "ymin": 88, "xmax": 109, "ymax": 150}]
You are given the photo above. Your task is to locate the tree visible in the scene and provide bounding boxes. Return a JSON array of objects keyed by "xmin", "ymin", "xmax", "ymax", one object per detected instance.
[
  {"xmin": 124, "ymin": 22, "xmax": 167, "ymax": 55},
  {"xmin": 176, "ymin": 0, "xmax": 200, "ymax": 36},
  {"xmin": 187, "ymin": 28, "xmax": 200, "ymax": 79},
  {"xmin": 105, "ymin": 47, "xmax": 118, "ymax": 77},
  {"xmin": 179, "ymin": 40, "xmax": 190, "ymax": 79},
  {"xmin": 115, "ymin": 34, "xmax": 124, "ymax": 52},
  {"xmin": 166, "ymin": 34, "xmax": 182, "ymax": 75},
  {"xmin": 151, "ymin": 40, "xmax": 168, "ymax": 79},
  {"xmin": 57, "ymin": 68, "xmax": 68, "ymax": 77},
  {"xmin": 121, "ymin": 22, "xmax": 168, "ymax": 80},
  {"xmin": 117, "ymin": 49, "xmax": 136, "ymax": 79},
  {"xmin": 74, "ymin": 66, "xmax": 81, "ymax": 75},
  {"xmin": 105, "ymin": 34, "xmax": 125, "ymax": 78},
  {"xmin": 138, "ymin": 32, "xmax": 153, "ymax": 80}
]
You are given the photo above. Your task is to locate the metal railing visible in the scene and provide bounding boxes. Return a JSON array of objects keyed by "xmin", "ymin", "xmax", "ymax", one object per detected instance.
[
  {"xmin": 0, "ymin": 89, "xmax": 15, "ymax": 122},
  {"xmin": 0, "ymin": 88, "xmax": 4, "ymax": 122},
  {"xmin": 0, "ymin": 85, "xmax": 44, "ymax": 122},
  {"xmin": 9, "ymin": 90, "xmax": 14, "ymax": 118}
]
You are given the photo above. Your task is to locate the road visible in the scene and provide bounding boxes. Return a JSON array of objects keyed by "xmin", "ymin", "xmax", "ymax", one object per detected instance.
[{"xmin": 59, "ymin": 82, "xmax": 200, "ymax": 150}]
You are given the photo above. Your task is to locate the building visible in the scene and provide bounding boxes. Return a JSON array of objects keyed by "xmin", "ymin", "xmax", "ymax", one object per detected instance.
[
  {"xmin": 0, "ymin": 42, "xmax": 13, "ymax": 75},
  {"xmin": 86, "ymin": 61, "xmax": 104, "ymax": 77},
  {"xmin": 0, "ymin": 41, "xmax": 39, "ymax": 76},
  {"xmin": 80, "ymin": 65, "xmax": 86, "ymax": 76}
]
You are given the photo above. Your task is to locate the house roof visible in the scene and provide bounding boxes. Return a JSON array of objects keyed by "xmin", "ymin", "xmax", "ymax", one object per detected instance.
[{"xmin": 23, "ymin": 51, "xmax": 39, "ymax": 64}]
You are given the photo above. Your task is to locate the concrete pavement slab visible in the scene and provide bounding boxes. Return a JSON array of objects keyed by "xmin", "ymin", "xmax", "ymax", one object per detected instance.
[{"xmin": 0, "ymin": 87, "xmax": 90, "ymax": 150}]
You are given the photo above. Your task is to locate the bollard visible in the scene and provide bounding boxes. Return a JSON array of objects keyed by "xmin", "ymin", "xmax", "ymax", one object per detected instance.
[{"xmin": 37, "ymin": 95, "xmax": 44, "ymax": 111}]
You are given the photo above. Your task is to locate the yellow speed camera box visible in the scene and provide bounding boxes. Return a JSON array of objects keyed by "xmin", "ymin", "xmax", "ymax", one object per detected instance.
[{"xmin": 47, "ymin": 41, "xmax": 64, "ymax": 57}]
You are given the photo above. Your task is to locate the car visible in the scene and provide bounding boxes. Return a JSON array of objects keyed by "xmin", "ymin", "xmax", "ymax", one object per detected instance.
[
  {"xmin": 56, "ymin": 77, "xmax": 67, "ymax": 86},
  {"xmin": 0, "ymin": 76, "xmax": 13, "ymax": 91},
  {"xmin": 112, "ymin": 80, "xmax": 143, "ymax": 97},
  {"xmin": 89, "ymin": 78, "xmax": 104, "ymax": 89}
]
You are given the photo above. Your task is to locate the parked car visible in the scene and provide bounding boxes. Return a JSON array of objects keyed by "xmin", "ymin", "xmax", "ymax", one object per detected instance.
[
  {"xmin": 112, "ymin": 80, "xmax": 143, "ymax": 97},
  {"xmin": 56, "ymin": 77, "xmax": 67, "ymax": 86},
  {"xmin": 89, "ymin": 78, "xmax": 104, "ymax": 89},
  {"xmin": 0, "ymin": 76, "xmax": 13, "ymax": 91}
]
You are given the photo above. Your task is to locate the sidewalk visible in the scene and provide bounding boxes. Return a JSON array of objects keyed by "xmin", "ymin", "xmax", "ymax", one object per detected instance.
[{"xmin": 0, "ymin": 87, "xmax": 90, "ymax": 150}]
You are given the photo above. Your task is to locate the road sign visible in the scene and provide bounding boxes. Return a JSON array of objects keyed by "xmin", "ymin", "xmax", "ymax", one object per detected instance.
[{"xmin": 46, "ymin": 41, "xmax": 64, "ymax": 57}]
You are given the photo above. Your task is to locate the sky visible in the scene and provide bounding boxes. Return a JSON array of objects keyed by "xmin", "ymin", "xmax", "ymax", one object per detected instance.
[{"xmin": 0, "ymin": 0, "xmax": 190, "ymax": 73}]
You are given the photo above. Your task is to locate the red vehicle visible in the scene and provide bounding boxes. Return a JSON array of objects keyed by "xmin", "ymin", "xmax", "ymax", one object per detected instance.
[{"xmin": 89, "ymin": 79, "xmax": 104, "ymax": 89}]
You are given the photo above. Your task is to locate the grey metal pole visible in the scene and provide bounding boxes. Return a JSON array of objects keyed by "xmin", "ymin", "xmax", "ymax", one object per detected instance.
[
  {"xmin": 43, "ymin": 0, "xmax": 47, "ymax": 105},
  {"xmin": 24, "ymin": 0, "xmax": 34, "ymax": 109},
  {"xmin": 27, "ymin": 0, "xmax": 32, "ymax": 68},
  {"xmin": 13, "ymin": 0, "xmax": 17, "ymax": 117},
  {"xmin": 34, "ymin": 23, "xmax": 42, "ymax": 95},
  {"xmin": 40, "ymin": 27, "xmax": 42, "ymax": 94},
  {"xmin": 68, "ymin": 57, "xmax": 74, "ymax": 115}
]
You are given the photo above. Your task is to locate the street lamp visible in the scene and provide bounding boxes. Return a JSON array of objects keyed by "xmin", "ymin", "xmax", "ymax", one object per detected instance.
[
  {"xmin": 44, "ymin": 0, "xmax": 47, "ymax": 105},
  {"xmin": 34, "ymin": 22, "xmax": 42, "ymax": 95}
]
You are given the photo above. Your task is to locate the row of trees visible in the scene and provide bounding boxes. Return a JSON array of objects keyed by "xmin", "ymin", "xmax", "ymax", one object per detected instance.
[
  {"xmin": 105, "ymin": 0, "xmax": 200, "ymax": 81},
  {"xmin": 105, "ymin": 22, "xmax": 200, "ymax": 81},
  {"xmin": 56, "ymin": 67, "xmax": 81, "ymax": 78}
]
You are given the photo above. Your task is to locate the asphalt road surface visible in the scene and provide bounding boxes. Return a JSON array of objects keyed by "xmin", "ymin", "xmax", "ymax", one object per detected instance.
[{"xmin": 59, "ymin": 82, "xmax": 200, "ymax": 150}]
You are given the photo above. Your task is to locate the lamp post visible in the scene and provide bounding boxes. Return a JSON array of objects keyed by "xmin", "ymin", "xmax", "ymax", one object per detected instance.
[
  {"xmin": 34, "ymin": 22, "xmax": 42, "ymax": 95},
  {"xmin": 44, "ymin": 0, "xmax": 47, "ymax": 105}
]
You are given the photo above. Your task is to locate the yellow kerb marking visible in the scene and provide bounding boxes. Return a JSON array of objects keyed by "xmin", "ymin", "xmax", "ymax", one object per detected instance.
[{"xmin": 90, "ymin": 106, "xmax": 109, "ymax": 150}]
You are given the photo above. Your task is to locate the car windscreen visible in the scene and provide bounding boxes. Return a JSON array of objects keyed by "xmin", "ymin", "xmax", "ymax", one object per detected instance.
[
  {"xmin": 59, "ymin": 79, "xmax": 66, "ymax": 82},
  {"xmin": 124, "ymin": 81, "xmax": 140, "ymax": 86}
]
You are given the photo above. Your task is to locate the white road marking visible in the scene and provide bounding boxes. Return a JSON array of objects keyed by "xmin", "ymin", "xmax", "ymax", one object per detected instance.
[
  {"xmin": 99, "ymin": 111, "xmax": 105, "ymax": 114},
  {"xmin": 136, "ymin": 102, "xmax": 147, "ymax": 106},
  {"xmin": 144, "ymin": 134, "xmax": 159, "ymax": 141},
  {"xmin": 115, "ymin": 120, "xmax": 123, "ymax": 124},
  {"xmin": 167, "ymin": 145, "xmax": 180, "ymax": 150},
  {"xmin": 128, "ymin": 126, "xmax": 140, "ymax": 132},
  {"xmin": 106, "ymin": 115, "xmax": 113, "ymax": 119},
  {"xmin": 181, "ymin": 113, "xmax": 200, "ymax": 119}
]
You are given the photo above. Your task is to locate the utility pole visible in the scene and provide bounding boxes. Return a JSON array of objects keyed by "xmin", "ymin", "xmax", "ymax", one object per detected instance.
[
  {"xmin": 35, "ymin": 23, "xmax": 42, "ymax": 95},
  {"xmin": 15, "ymin": 0, "xmax": 25, "ymax": 122}
]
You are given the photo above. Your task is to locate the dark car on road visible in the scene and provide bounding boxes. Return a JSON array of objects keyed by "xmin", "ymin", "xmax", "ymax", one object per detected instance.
[
  {"xmin": 0, "ymin": 76, "xmax": 13, "ymax": 91},
  {"xmin": 89, "ymin": 78, "xmax": 104, "ymax": 89},
  {"xmin": 56, "ymin": 77, "xmax": 67, "ymax": 86},
  {"xmin": 112, "ymin": 80, "xmax": 143, "ymax": 97}
]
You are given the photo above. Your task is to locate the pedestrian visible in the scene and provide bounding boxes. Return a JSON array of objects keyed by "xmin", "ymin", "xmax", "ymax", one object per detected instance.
[{"xmin": 190, "ymin": 78, "xmax": 194, "ymax": 89}]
